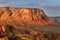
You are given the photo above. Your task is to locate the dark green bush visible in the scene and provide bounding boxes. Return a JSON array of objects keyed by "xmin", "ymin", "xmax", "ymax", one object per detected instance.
[
  {"xmin": 6, "ymin": 28, "xmax": 12, "ymax": 37},
  {"xmin": 9, "ymin": 35, "xmax": 22, "ymax": 40},
  {"xmin": 6, "ymin": 29, "xmax": 22, "ymax": 40}
]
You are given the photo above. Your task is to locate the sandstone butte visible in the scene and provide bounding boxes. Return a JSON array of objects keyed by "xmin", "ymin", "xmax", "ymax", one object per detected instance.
[
  {"xmin": 0, "ymin": 7, "xmax": 55, "ymax": 40},
  {"xmin": 0, "ymin": 7, "xmax": 55, "ymax": 32},
  {"xmin": 0, "ymin": 7, "xmax": 54, "ymax": 26}
]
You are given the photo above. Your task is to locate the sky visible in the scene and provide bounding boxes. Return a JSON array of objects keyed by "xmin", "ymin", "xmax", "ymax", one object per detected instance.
[{"xmin": 0, "ymin": 0, "xmax": 60, "ymax": 17}]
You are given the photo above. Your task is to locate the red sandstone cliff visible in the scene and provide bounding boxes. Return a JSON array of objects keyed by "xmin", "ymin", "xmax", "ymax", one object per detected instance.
[
  {"xmin": 0, "ymin": 7, "xmax": 54, "ymax": 27},
  {"xmin": 0, "ymin": 7, "xmax": 55, "ymax": 40}
]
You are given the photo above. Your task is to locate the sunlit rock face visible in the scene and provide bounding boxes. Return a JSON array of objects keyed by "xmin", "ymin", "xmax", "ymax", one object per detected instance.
[
  {"xmin": 0, "ymin": 7, "xmax": 54, "ymax": 26},
  {"xmin": 0, "ymin": 7, "xmax": 55, "ymax": 39},
  {"xmin": 0, "ymin": 25, "xmax": 6, "ymax": 37}
]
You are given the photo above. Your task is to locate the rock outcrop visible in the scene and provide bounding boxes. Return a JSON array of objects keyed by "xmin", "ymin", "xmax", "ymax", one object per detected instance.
[
  {"xmin": 0, "ymin": 25, "xmax": 6, "ymax": 37},
  {"xmin": 0, "ymin": 7, "xmax": 55, "ymax": 40},
  {"xmin": 0, "ymin": 7, "xmax": 54, "ymax": 26}
]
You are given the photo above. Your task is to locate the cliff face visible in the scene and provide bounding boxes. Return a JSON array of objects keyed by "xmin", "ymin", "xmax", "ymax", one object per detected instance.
[
  {"xmin": 0, "ymin": 7, "xmax": 54, "ymax": 26},
  {"xmin": 0, "ymin": 7, "xmax": 55, "ymax": 40}
]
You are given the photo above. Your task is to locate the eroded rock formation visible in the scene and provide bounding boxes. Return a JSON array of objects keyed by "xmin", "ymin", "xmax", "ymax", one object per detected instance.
[
  {"xmin": 0, "ymin": 7, "xmax": 55, "ymax": 39},
  {"xmin": 0, "ymin": 7, "xmax": 54, "ymax": 26},
  {"xmin": 0, "ymin": 25, "xmax": 6, "ymax": 37}
]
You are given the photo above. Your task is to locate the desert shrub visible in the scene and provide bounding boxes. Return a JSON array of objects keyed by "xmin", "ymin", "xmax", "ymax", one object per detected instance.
[
  {"xmin": 51, "ymin": 34, "xmax": 57, "ymax": 40},
  {"xmin": 6, "ymin": 28, "xmax": 12, "ymax": 37},
  {"xmin": 43, "ymin": 34, "xmax": 48, "ymax": 38},
  {"xmin": 6, "ymin": 28, "xmax": 22, "ymax": 40},
  {"xmin": 10, "ymin": 34, "xmax": 22, "ymax": 40},
  {"xmin": 43, "ymin": 34, "xmax": 51, "ymax": 40},
  {"xmin": 33, "ymin": 35, "xmax": 37, "ymax": 40}
]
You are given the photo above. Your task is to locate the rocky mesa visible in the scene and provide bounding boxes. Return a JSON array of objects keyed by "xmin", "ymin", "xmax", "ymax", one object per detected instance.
[
  {"xmin": 0, "ymin": 7, "xmax": 54, "ymax": 26},
  {"xmin": 0, "ymin": 7, "xmax": 56, "ymax": 40}
]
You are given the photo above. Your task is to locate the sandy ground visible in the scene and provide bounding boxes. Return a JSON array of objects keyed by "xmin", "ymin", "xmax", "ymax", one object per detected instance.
[{"xmin": 30, "ymin": 25, "xmax": 60, "ymax": 35}]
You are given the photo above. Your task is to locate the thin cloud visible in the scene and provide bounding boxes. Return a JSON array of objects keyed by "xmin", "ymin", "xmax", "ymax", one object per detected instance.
[
  {"xmin": 0, "ymin": 4, "xmax": 3, "ymax": 7},
  {"xmin": 36, "ymin": 2, "xmax": 60, "ymax": 7},
  {"xmin": 40, "ymin": 3, "xmax": 47, "ymax": 6}
]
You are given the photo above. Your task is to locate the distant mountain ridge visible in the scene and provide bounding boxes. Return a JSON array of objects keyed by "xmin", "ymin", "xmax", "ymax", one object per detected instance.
[{"xmin": 50, "ymin": 17, "xmax": 60, "ymax": 24}]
